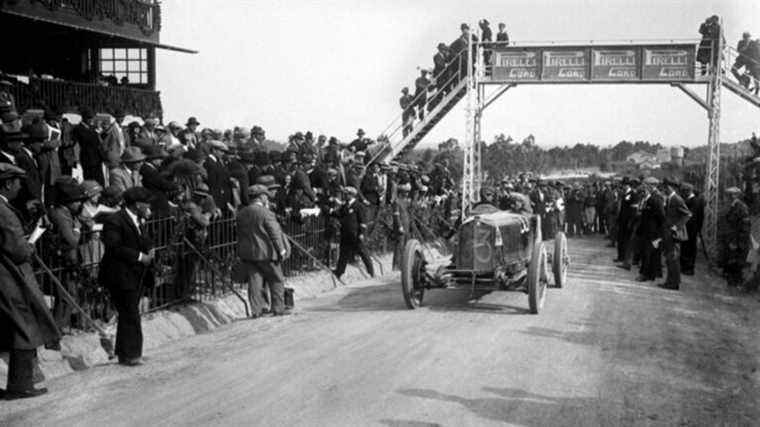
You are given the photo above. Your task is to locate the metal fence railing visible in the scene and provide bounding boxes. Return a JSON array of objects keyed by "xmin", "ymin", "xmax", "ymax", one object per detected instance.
[{"xmin": 33, "ymin": 203, "xmax": 452, "ymax": 327}]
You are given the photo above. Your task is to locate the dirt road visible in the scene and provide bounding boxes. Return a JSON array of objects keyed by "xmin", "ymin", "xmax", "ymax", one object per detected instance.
[{"xmin": 2, "ymin": 236, "xmax": 759, "ymax": 426}]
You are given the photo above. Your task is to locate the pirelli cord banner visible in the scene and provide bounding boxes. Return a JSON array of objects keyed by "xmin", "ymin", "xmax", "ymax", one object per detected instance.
[{"xmin": 491, "ymin": 44, "xmax": 696, "ymax": 83}]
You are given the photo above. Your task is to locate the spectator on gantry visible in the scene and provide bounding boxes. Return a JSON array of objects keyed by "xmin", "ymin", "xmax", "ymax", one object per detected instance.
[
  {"xmin": 400, "ymin": 87, "xmax": 415, "ymax": 137},
  {"xmin": 496, "ymin": 22, "xmax": 509, "ymax": 44},
  {"xmin": 109, "ymin": 147, "xmax": 144, "ymax": 195},
  {"xmin": 414, "ymin": 69, "xmax": 431, "ymax": 120},
  {"xmin": 479, "ymin": 19, "xmax": 493, "ymax": 69}
]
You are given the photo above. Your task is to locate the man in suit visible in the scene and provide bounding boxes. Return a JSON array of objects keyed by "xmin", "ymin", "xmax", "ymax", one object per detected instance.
[
  {"xmin": 101, "ymin": 109, "xmax": 127, "ymax": 169},
  {"xmin": 332, "ymin": 186, "xmax": 375, "ymax": 279},
  {"xmin": 721, "ymin": 187, "xmax": 751, "ymax": 287},
  {"xmin": 73, "ymin": 108, "xmax": 105, "ymax": 186},
  {"xmin": 109, "ymin": 147, "xmax": 144, "ymax": 195},
  {"xmin": 14, "ymin": 127, "xmax": 44, "ymax": 224},
  {"xmin": 204, "ymin": 140, "xmax": 234, "ymax": 212},
  {"xmin": 659, "ymin": 178, "xmax": 692, "ymax": 290},
  {"xmin": 615, "ymin": 179, "xmax": 639, "ymax": 263},
  {"xmin": 636, "ymin": 178, "xmax": 665, "ymax": 282},
  {"xmin": 139, "ymin": 146, "xmax": 176, "ymax": 218},
  {"xmin": 99, "ymin": 187, "xmax": 155, "ymax": 366},
  {"xmin": 680, "ymin": 183, "xmax": 705, "ymax": 275},
  {"xmin": 0, "ymin": 163, "xmax": 60, "ymax": 399},
  {"xmin": 236, "ymin": 184, "xmax": 291, "ymax": 317}
]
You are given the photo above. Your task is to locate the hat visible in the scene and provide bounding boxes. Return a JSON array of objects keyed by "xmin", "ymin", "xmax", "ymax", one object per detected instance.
[
  {"xmin": 643, "ymin": 176, "xmax": 660, "ymax": 185},
  {"xmin": 144, "ymin": 117, "xmax": 159, "ymax": 126},
  {"xmin": 255, "ymin": 174, "xmax": 281, "ymax": 190},
  {"xmin": 123, "ymin": 187, "xmax": 154, "ymax": 204},
  {"xmin": 725, "ymin": 186, "xmax": 742, "ymax": 194},
  {"xmin": 121, "ymin": 146, "xmax": 146, "ymax": 163},
  {"xmin": 26, "ymin": 122, "xmax": 48, "ymax": 142},
  {"xmin": 329, "ymin": 136, "xmax": 338, "ymax": 145},
  {"xmin": 680, "ymin": 182, "xmax": 694, "ymax": 192},
  {"xmin": 113, "ymin": 108, "xmax": 125, "ymax": 118},
  {"xmin": 247, "ymin": 184, "xmax": 270, "ymax": 198},
  {"xmin": 81, "ymin": 180, "xmax": 103, "ymax": 197},
  {"xmin": 167, "ymin": 121, "xmax": 182, "ymax": 130},
  {"xmin": 56, "ymin": 181, "xmax": 88, "ymax": 204},
  {"xmin": 355, "ymin": 151, "xmax": 366, "ymax": 157},
  {"xmin": 143, "ymin": 145, "xmax": 168, "ymax": 160},
  {"xmin": 168, "ymin": 159, "xmax": 203, "ymax": 177},
  {"xmin": 294, "ymin": 131, "xmax": 305, "ymax": 140},
  {"xmin": 186, "ymin": 117, "xmax": 200, "ymax": 126},
  {"xmin": 398, "ymin": 183, "xmax": 412, "ymax": 192},
  {"xmin": 343, "ymin": 186, "xmax": 358, "ymax": 196},
  {"xmin": 0, "ymin": 163, "xmax": 25, "ymax": 181},
  {"xmin": 460, "ymin": 23, "xmax": 470, "ymax": 31},
  {"xmin": 193, "ymin": 183, "xmax": 212, "ymax": 199},
  {"xmin": 251, "ymin": 125, "xmax": 264, "ymax": 135},
  {"xmin": 154, "ymin": 124, "xmax": 166, "ymax": 132},
  {"xmin": 663, "ymin": 177, "xmax": 679, "ymax": 187},
  {"xmin": 437, "ymin": 42, "xmax": 448, "ymax": 50},
  {"xmin": 421, "ymin": 175, "xmax": 431, "ymax": 184},
  {"xmin": 1, "ymin": 110, "xmax": 19, "ymax": 124},
  {"xmin": 208, "ymin": 140, "xmax": 229, "ymax": 152},
  {"xmin": 80, "ymin": 108, "xmax": 95, "ymax": 121},
  {"xmin": 357, "ymin": 128, "xmax": 365, "ymax": 136},
  {"xmin": 327, "ymin": 168, "xmax": 339, "ymax": 176},
  {"xmin": 44, "ymin": 108, "xmax": 60, "ymax": 121},
  {"xmin": 401, "ymin": 87, "xmax": 409, "ymax": 93}
]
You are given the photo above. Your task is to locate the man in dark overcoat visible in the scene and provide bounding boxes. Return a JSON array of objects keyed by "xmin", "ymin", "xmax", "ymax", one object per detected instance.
[
  {"xmin": 99, "ymin": 187, "xmax": 155, "ymax": 365},
  {"xmin": 0, "ymin": 163, "xmax": 60, "ymax": 399},
  {"xmin": 680, "ymin": 183, "xmax": 705, "ymax": 275},
  {"xmin": 658, "ymin": 179, "xmax": 692, "ymax": 290},
  {"xmin": 332, "ymin": 186, "xmax": 375, "ymax": 279},
  {"xmin": 203, "ymin": 140, "xmax": 234, "ymax": 213},
  {"xmin": 636, "ymin": 178, "xmax": 665, "ymax": 282}
]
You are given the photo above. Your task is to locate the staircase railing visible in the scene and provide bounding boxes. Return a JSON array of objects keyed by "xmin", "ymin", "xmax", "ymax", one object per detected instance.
[{"xmin": 372, "ymin": 49, "xmax": 469, "ymax": 164}]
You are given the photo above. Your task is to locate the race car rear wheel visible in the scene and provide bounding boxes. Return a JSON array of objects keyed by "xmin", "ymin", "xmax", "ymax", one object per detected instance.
[
  {"xmin": 401, "ymin": 239, "xmax": 425, "ymax": 309},
  {"xmin": 553, "ymin": 231, "xmax": 569, "ymax": 288},
  {"xmin": 528, "ymin": 241, "xmax": 547, "ymax": 314}
]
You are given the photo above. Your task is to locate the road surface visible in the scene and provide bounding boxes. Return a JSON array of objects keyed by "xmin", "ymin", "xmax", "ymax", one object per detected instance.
[{"xmin": 2, "ymin": 236, "xmax": 759, "ymax": 426}]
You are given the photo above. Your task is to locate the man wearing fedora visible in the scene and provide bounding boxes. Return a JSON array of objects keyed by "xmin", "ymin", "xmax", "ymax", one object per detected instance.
[
  {"xmin": 180, "ymin": 117, "xmax": 201, "ymax": 149},
  {"xmin": 73, "ymin": 108, "xmax": 106, "ymax": 185},
  {"xmin": 721, "ymin": 186, "xmax": 750, "ymax": 287},
  {"xmin": 332, "ymin": 186, "xmax": 375, "ymax": 279},
  {"xmin": 140, "ymin": 146, "xmax": 176, "ymax": 217},
  {"xmin": 109, "ymin": 146, "xmax": 145, "ymax": 194},
  {"xmin": 48, "ymin": 179, "xmax": 89, "ymax": 330},
  {"xmin": 659, "ymin": 178, "xmax": 692, "ymax": 290},
  {"xmin": 237, "ymin": 183, "xmax": 291, "ymax": 317},
  {"xmin": 100, "ymin": 187, "xmax": 156, "ymax": 366},
  {"xmin": 679, "ymin": 183, "xmax": 704, "ymax": 276},
  {"xmin": 0, "ymin": 163, "xmax": 60, "ymax": 399}
]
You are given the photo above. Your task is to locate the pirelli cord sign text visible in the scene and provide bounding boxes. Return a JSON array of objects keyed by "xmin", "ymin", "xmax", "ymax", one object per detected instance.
[{"xmin": 491, "ymin": 44, "xmax": 695, "ymax": 83}]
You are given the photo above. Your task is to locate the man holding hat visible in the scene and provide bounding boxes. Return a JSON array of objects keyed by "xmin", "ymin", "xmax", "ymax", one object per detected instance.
[
  {"xmin": 109, "ymin": 146, "xmax": 145, "ymax": 194},
  {"xmin": 100, "ymin": 187, "xmax": 156, "ymax": 366},
  {"xmin": 0, "ymin": 163, "xmax": 60, "ymax": 399},
  {"xmin": 721, "ymin": 186, "xmax": 750, "ymax": 287},
  {"xmin": 332, "ymin": 186, "xmax": 375, "ymax": 279},
  {"xmin": 237, "ymin": 183, "xmax": 291, "ymax": 317}
]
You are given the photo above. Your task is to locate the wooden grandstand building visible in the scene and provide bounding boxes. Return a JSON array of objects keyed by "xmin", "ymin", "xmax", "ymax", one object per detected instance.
[{"xmin": 0, "ymin": 0, "xmax": 195, "ymax": 118}]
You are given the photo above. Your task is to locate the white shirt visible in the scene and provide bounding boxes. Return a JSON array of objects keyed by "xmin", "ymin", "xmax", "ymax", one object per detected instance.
[{"xmin": 125, "ymin": 207, "xmax": 142, "ymax": 235}]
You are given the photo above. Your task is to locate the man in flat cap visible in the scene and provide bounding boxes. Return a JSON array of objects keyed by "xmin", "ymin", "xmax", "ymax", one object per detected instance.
[
  {"xmin": 332, "ymin": 186, "xmax": 375, "ymax": 279},
  {"xmin": 721, "ymin": 187, "xmax": 750, "ymax": 287},
  {"xmin": 679, "ymin": 182, "xmax": 704, "ymax": 275},
  {"xmin": 237, "ymin": 184, "xmax": 291, "ymax": 317},
  {"xmin": 99, "ymin": 186, "xmax": 156, "ymax": 366},
  {"xmin": 0, "ymin": 163, "xmax": 60, "ymax": 399},
  {"xmin": 658, "ymin": 178, "xmax": 692, "ymax": 290}
]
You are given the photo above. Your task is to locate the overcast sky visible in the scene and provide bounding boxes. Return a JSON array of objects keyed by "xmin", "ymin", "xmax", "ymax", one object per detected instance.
[{"xmin": 156, "ymin": 0, "xmax": 760, "ymax": 148}]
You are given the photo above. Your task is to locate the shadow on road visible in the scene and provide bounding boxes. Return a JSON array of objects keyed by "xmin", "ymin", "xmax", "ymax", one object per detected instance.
[
  {"xmin": 307, "ymin": 283, "xmax": 532, "ymax": 315},
  {"xmin": 396, "ymin": 387, "xmax": 600, "ymax": 426}
]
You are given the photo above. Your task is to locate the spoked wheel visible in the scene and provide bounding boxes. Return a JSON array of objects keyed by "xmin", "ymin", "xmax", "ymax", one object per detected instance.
[
  {"xmin": 401, "ymin": 239, "xmax": 426, "ymax": 309},
  {"xmin": 552, "ymin": 231, "xmax": 569, "ymax": 288},
  {"xmin": 528, "ymin": 241, "xmax": 548, "ymax": 314}
]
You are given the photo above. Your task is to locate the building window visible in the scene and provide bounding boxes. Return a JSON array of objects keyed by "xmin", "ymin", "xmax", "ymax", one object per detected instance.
[{"xmin": 99, "ymin": 48, "xmax": 148, "ymax": 85}]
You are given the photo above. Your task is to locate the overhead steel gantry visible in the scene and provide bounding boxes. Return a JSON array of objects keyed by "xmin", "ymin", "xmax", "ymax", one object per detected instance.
[{"xmin": 374, "ymin": 18, "xmax": 760, "ymax": 256}]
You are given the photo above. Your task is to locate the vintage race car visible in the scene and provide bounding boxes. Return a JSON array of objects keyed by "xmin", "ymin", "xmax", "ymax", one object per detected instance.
[{"xmin": 400, "ymin": 204, "xmax": 569, "ymax": 314}]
